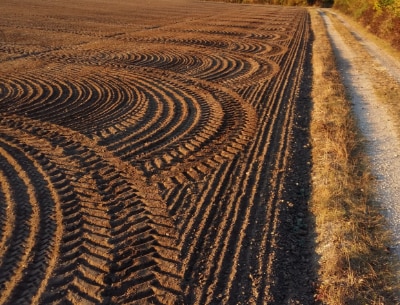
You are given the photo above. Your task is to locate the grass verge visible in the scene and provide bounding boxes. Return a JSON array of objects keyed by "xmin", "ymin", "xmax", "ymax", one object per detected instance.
[
  {"xmin": 309, "ymin": 8, "xmax": 399, "ymax": 305},
  {"xmin": 326, "ymin": 9, "xmax": 400, "ymax": 144}
]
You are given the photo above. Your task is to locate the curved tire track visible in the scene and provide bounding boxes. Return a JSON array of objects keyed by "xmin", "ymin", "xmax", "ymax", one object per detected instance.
[{"xmin": 0, "ymin": 1, "xmax": 314, "ymax": 304}]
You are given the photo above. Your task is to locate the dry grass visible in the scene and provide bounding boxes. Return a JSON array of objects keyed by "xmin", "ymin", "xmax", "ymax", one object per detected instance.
[
  {"xmin": 309, "ymin": 8, "xmax": 400, "ymax": 305},
  {"xmin": 326, "ymin": 9, "xmax": 400, "ymax": 142},
  {"xmin": 329, "ymin": 8, "xmax": 400, "ymax": 58},
  {"xmin": 333, "ymin": 0, "xmax": 400, "ymax": 51},
  {"xmin": 203, "ymin": 0, "xmax": 309, "ymax": 5}
]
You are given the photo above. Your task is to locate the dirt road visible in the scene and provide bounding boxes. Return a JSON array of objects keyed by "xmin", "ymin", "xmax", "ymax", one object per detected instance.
[
  {"xmin": 320, "ymin": 9, "xmax": 400, "ymax": 258},
  {"xmin": 0, "ymin": 1, "xmax": 317, "ymax": 304}
]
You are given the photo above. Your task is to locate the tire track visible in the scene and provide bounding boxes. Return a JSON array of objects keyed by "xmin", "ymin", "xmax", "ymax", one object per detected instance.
[
  {"xmin": 0, "ymin": 118, "xmax": 183, "ymax": 304},
  {"xmin": 0, "ymin": 70, "xmax": 146, "ymax": 135},
  {"xmin": 155, "ymin": 8, "xmax": 312, "ymax": 305},
  {"xmin": 180, "ymin": 10, "xmax": 310, "ymax": 304},
  {"xmin": 0, "ymin": 1, "xmax": 314, "ymax": 304},
  {"xmin": 0, "ymin": 138, "xmax": 62, "ymax": 305},
  {"xmin": 34, "ymin": 45, "xmax": 280, "ymax": 87}
]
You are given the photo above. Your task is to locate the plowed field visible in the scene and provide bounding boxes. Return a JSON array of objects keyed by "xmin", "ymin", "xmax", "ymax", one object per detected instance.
[{"xmin": 0, "ymin": 1, "xmax": 316, "ymax": 304}]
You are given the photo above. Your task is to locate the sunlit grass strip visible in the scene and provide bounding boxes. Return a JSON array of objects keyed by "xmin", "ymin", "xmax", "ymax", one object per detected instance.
[{"xmin": 309, "ymin": 8, "xmax": 399, "ymax": 305}]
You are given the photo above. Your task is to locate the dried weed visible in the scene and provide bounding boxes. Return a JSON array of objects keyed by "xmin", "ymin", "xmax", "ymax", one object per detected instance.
[{"xmin": 310, "ymin": 8, "xmax": 399, "ymax": 305}]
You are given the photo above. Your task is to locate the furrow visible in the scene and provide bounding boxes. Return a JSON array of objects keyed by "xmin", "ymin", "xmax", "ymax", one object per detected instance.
[
  {"xmin": 0, "ymin": 139, "xmax": 63, "ymax": 305},
  {"xmin": 0, "ymin": 3, "xmax": 314, "ymax": 304},
  {"xmin": 0, "ymin": 172, "xmax": 14, "ymax": 268}
]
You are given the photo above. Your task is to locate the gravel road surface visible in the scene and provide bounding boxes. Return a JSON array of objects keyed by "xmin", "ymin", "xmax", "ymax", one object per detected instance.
[{"xmin": 320, "ymin": 9, "xmax": 400, "ymax": 258}]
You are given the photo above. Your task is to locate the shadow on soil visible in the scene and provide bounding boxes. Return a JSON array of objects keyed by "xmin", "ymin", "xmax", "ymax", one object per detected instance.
[{"xmin": 268, "ymin": 26, "xmax": 321, "ymax": 304}]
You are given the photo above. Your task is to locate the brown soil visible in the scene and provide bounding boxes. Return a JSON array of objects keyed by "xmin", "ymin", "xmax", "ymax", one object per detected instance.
[{"xmin": 0, "ymin": 1, "xmax": 317, "ymax": 304}]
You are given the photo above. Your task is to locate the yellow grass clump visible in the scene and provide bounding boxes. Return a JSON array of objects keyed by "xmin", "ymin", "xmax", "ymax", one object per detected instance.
[{"xmin": 309, "ymin": 8, "xmax": 400, "ymax": 305}]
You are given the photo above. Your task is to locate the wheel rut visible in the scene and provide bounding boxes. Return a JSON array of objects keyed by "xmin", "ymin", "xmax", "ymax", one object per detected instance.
[{"xmin": 0, "ymin": 1, "xmax": 316, "ymax": 304}]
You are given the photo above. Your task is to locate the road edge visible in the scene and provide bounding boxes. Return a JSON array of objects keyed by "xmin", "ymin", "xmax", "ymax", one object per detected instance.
[{"xmin": 309, "ymin": 7, "xmax": 400, "ymax": 304}]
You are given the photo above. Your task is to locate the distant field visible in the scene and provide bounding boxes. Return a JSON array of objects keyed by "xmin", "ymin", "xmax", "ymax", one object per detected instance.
[{"xmin": 0, "ymin": 0, "xmax": 314, "ymax": 304}]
